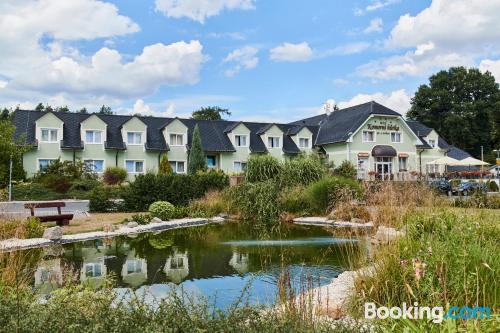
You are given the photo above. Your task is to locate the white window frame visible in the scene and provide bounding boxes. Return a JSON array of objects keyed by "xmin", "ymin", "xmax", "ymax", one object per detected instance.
[
  {"xmin": 234, "ymin": 134, "xmax": 248, "ymax": 147},
  {"xmin": 428, "ymin": 139, "xmax": 436, "ymax": 148},
  {"xmin": 169, "ymin": 133, "xmax": 185, "ymax": 146},
  {"xmin": 390, "ymin": 132, "xmax": 402, "ymax": 143},
  {"xmin": 233, "ymin": 161, "xmax": 247, "ymax": 172},
  {"xmin": 40, "ymin": 128, "xmax": 59, "ymax": 143},
  {"xmin": 267, "ymin": 136, "xmax": 281, "ymax": 149},
  {"xmin": 37, "ymin": 158, "xmax": 57, "ymax": 171},
  {"xmin": 125, "ymin": 160, "xmax": 145, "ymax": 174},
  {"xmin": 169, "ymin": 160, "xmax": 186, "ymax": 174},
  {"xmin": 398, "ymin": 156, "xmax": 408, "ymax": 172},
  {"xmin": 126, "ymin": 132, "xmax": 143, "ymax": 145},
  {"xmin": 362, "ymin": 130, "xmax": 375, "ymax": 143},
  {"xmin": 84, "ymin": 130, "xmax": 103, "ymax": 144},
  {"xmin": 84, "ymin": 159, "xmax": 105, "ymax": 173},
  {"xmin": 298, "ymin": 137, "xmax": 310, "ymax": 149},
  {"xmin": 84, "ymin": 263, "xmax": 103, "ymax": 278}
]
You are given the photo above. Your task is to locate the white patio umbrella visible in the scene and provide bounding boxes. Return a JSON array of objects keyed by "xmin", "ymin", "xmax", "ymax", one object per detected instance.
[
  {"xmin": 427, "ymin": 156, "xmax": 460, "ymax": 165},
  {"xmin": 455, "ymin": 157, "xmax": 489, "ymax": 166}
]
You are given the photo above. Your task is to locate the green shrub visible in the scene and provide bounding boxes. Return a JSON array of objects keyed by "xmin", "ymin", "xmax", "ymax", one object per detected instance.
[
  {"xmin": 305, "ymin": 176, "xmax": 362, "ymax": 214},
  {"xmin": 89, "ymin": 186, "xmax": 122, "ymax": 212},
  {"xmin": 0, "ymin": 217, "xmax": 44, "ymax": 240},
  {"xmin": 188, "ymin": 124, "xmax": 207, "ymax": 174},
  {"xmin": 25, "ymin": 217, "xmax": 44, "ymax": 238},
  {"xmin": 103, "ymin": 167, "xmax": 127, "ymax": 185},
  {"xmin": 488, "ymin": 180, "xmax": 499, "ymax": 192},
  {"xmin": 332, "ymin": 160, "xmax": 357, "ymax": 179},
  {"xmin": 449, "ymin": 179, "xmax": 461, "ymax": 187},
  {"xmin": 279, "ymin": 155, "xmax": 325, "ymax": 187},
  {"xmin": 245, "ymin": 155, "xmax": 282, "ymax": 183},
  {"xmin": 188, "ymin": 191, "xmax": 226, "ymax": 218},
  {"xmin": 123, "ymin": 171, "xmax": 228, "ymax": 211},
  {"xmin": 12, "ymin": 182, "xmax": 64, "ymax": 201},
  {"xmin": 279, "ymin": 186, "xmax": 309, "ymax": 214},
  {"xmin": 226, "ymin": 180, "xmax": 281, "ymax": 225},
  {"xmin": 149, "ymin": 201, "xmax": 176, "ymax": 220},
  {"xmin": 158, "ymin": 154, "xmax": 173, "ymax": 175},
  {"xmin": 130, "ymin": 213, "xmax": 153, "ymax": 225}
]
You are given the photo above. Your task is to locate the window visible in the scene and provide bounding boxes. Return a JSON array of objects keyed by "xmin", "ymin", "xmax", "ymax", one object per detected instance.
[
  {"xmin": 428, "ymin": 139, "xmax": 436, "ymax": 148},
  {"xmin": 299, "ymin": 138, "xmax": 310, "ymax": 148},
  {"xmin": 126, "ymin": 260, "xmax": 143, "ymax": 274},
  {"xmin": 169, "ymin": 134, "xmax": 184, "ymax": 146},
  {"xmin": 84, "ymin": 263, "xmax": 103, "ymax": 278},
  {"xmin": 85, "ymin": 130, "xmax": 102, "ymax": 143},
  {"xmin": 169, "ymin": 161, "xmax": 185, "ymax": 174},
  {"xmin": 398, "ymin": 157, "xmax": 408, "ymax": 171},
  {"xmin": 233, "ymin": 161, "xmax": 247, "ymax": 172},
  {"xmin": 171, "ymin": 257, "xmax": 184, "ymax": 269},
  {"xmin": 127, "ymin": 132, "xmax": 142, "ymax": 145},
  {"xmin": 268, "ymin": 136, "xmax": 280, "ymax": 148},
  {"xmin": 125, "ymin": 160, "xmax": 144, "ymax": 173},
  {"xmin": 84, "ymin": 160, "xmax": 104, "ymax": 173},
  {"xmin": 40, "ymin": 128, "xmax": 58, "ymax": 142},
  {"xmin": 391, "ymin": 132, "xmax": 402, "ymax": 143},
  {"xmin": 362, "ymin": 130, "xmax": 375, "ymax": 142},
  {"xmin": 207, "ymin": 156, "xmax": 216, "ymax": 168},
  {"xmin": 234, "ymin": 135, "xmax": 247, "ymax": 147},
  {"xmin": 38, "ymin": 159, "xmax": 56, "ymax": 171}
]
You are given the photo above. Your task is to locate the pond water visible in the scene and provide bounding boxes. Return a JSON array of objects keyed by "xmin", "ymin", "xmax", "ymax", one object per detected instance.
[{"xmin": 17, "ymin": 223, "xmax": 360, "ymax": 309}]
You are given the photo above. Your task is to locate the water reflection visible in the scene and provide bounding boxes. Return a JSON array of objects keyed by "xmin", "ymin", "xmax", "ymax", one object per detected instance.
[{"xmin": 25, "ymin": 223, "xmax": 358, "ymax": 308}]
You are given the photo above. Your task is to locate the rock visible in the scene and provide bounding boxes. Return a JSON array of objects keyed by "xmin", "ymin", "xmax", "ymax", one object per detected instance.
[
  {"xmin": 151, "ymin": 217, "xmax": 163, "ymax": 223},
  {"xmin": 218, "ymin": 213, "xmax": 228, "ymax": 218},
  {"xmin": 127, "ymin": 221, "xmax": 139, "ymax": 228},
  {"xmin": 374, "ymin": 226, "xmax": 405, "ymax": 243},
  {"xmin": 351, "ymin": 218, "xmax": 365, "ymax": 224},
  {"xmin": 209, "ymin": 216, "xmax": 225, "ymax": 223},
  {"xmin": 43, "ymin": 226, "xmax": 63, "ymax": 240}
]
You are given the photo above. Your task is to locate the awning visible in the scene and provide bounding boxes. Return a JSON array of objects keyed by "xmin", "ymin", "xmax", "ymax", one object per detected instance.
[
  {"xmin": 398, "ymin": 153, "xmax": 409, "ymax": 157},
  {"xmin": 358, "ymin": 152, "xmax": 370, "ymax": 157},
  {"xmin": 371, "ymin": 145, "xmax": 397, "ymax": 157}
]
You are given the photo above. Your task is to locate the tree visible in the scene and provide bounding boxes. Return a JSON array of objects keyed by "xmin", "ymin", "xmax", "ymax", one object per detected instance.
[
  {"xmin": 98, "ymin": 105, "xmax": 113, "ymax": 115},
  {"xmin": 79, "ymin": 107, "xmax": 88, "ymax": 114},
  {"xmin": 0, "ymin": 119, "xmax": 27, "ymax": 187},
  {"xmin": 407, "ymin": 67, "xmax": 500, "ymax": 161},
  {"xmin": 158, "ymin": 154, "xmax": 173, "ymax": 175},
  {"xmin": 187, "ymin": 125, "xmax": 206, "ymax": 174},
  {"xmin": 192, "ymin": 106, "xmax": 231, "ymax": 120},
  {"xmin": 44, "ymin": 105, "xmax": 54, "ymax": 112},
  {"xmin": 35, "ymin": 103, "xmax": 44, "ymax": 111},
  {"xmin": 55, "ymin": 105, "xmax": 70, "ymax": 112},
  {"xmin": 1, "ymin": 108, "xmax": 10, "ymax": 120}
]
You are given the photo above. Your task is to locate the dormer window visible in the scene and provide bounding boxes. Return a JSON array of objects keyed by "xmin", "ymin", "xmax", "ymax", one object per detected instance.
[
  {"xmin": 41, "ymin": 128, "xmax": 58, "ymax": 142},
  {"xmin": 85, "ymin": 130, "xmax": 102, "ymax": 144},
  {"xmin": 268, "ymin": 136, "xmax": 280, "ymax": 148},
  {"xmin": 299, "ymin": 138, "xmax": 310, "ymax": 148},
  {"xmin": 234, "ymin": 135, "xmax": 248, "ymax": 147},
  {"xmin": 127, "ymin": 132, "xmax": 142, "ymax": 145},
  {"xmin": 169, "ymin": 134, "xmax": 184, "ymax": 146},
  {"xmin": 428, "ymin": 139, "xmax": 436, "ymax": 148}
]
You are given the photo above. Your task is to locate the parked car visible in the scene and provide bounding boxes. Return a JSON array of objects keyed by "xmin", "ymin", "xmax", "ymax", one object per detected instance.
[
  {"xmin": 451, "ymin": 182, "xmax": 487, "ymax": 196},
  {"xmin": 429, "ymin": 180, "xmax": 451, "ymax": 194}
]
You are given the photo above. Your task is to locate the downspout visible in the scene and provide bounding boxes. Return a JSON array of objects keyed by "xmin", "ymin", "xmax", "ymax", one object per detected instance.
[
  {"xmin": 419, "ymin": 150, "xmax": 422, "ymax": 179},
  {"xmin": 73, "ymin": 150, "xmax": 76, "ymax": 163},
  {"xmin": 115, "ymin": 150, "xmax": 119, "ymax": 167}
]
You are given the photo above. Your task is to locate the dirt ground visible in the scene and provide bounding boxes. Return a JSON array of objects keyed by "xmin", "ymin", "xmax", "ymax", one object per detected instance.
[{"xmin": 59, "ymin": 212, "xmax": 141, "ymax": 234}]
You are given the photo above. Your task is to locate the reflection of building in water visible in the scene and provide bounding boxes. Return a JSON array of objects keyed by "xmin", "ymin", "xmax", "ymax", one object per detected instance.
[
  {"xmin": 80, "ymin": 246, "xmax": 107, "ymax": 288},
  {"xmin": 229, "ymin": 251, "xmax": 249, "ymax": 274},
  {"xmin": 35, "ymin": 258, "xmax": 63, "ymax": 294},
  {"xmin": 121, "ymin": 250, "xmax": 147, "ymax": 287},
  {"xmin": 164, "ymin": 250, "xmax": 189, "ymax": 284}
]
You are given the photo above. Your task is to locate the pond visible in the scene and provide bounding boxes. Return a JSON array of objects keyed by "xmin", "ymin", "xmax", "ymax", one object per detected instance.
[{"xmin": 13, "ymin": 222, "xmax": 361, "ymax": 309}]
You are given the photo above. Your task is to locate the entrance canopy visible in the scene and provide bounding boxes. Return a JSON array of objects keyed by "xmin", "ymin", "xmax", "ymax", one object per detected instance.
[{"xmin": 371, "ymin": 145, "xmax": 397, "ymax": 157}]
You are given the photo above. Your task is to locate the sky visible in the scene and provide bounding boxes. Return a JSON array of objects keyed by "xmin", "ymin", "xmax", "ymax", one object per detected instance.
[{"xmin": 1, "ymin": 0, "xmax": 500, "ymax": 122}]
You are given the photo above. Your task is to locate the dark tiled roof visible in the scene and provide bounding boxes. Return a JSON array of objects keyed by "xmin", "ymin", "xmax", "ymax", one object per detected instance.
[
  {"xmin": 289, "ymin": 113, "xmax": 326, "ymax": 126},
  {"xmin": 13, "ymin": 110, "xmax": 307, "ymax": 154},
  {"xmin": 406, "ymin": 120, "xmax": 433, "ymax": 137},
  {"xmin": 313, "ymin": 101, "xmax": 401, "ymax": 145},
  {"xmin": 447, "ymin": 146, "xmax": 471, "ymax": 160}
]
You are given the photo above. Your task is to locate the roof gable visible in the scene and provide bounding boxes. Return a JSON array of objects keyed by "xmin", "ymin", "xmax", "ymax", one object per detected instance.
[
  {"xmin": 80, "ymin": 114, "xmax": 107, "ymax": 128},
  {"xmin": 35, "ymin": 112, "xmax": 64, "ymax": 126}
]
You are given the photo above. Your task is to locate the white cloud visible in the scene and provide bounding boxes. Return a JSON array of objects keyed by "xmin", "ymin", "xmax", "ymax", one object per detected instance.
[
  {"xmin": 0, "ymin": 0, "xmax": 206, "ymax": 109},
  {"xmin": 479, "ymin": 59, "xmax": 500, "ymax": 82},
  {"xmin": 222, "ymin": 46, "xmax": 259, "ymax": 77},
  {"xmin": 154, "ymin": 0, "xmax": 255, "ymax": 23},
  {"xmin": 337, "ymin": 89, "xmax": 411, "ymax": 115},
  {"xmin": 0, "ymin": 80, "xmax": 7, "ymax": 89},
  {"xmin": 366, "ymin": 0, "xmax": 400, "ymax": 12},
  {"xmin": 270, "ymin": 42, "xmax": 313, "ymax": 62},
  {"xmin": 357, "ymin": 0, "xmax": 500, "ymax": 80},
  {"xmin": 333, "ymin": 78, "xmax": 349, "ymax": 86},
  {"xmin": 325, "ymin": 42, "xmax": 371, "ymax": 56},
  {"xmin": 363, "ymin": 18, "xmax": 383, "ymax": 34},
  {"xmin": 133, "ymin": 99, "xmax": 152, "ymax": 115}
]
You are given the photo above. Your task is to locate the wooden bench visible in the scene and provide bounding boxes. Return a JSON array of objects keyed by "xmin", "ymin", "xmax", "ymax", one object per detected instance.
[{"xmin": 24, "ymin": 202, "xmax": 73, "ymax": 226}]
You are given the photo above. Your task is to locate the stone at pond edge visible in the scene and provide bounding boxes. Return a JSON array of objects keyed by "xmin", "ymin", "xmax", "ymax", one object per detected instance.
[
  {"xmin": 127, "ymin": 221, "xmax": 139, "ymax": 228},
  {"xmin": 151, "ymin": 217, "xmax": 163, "ymax": 223},
  {"xmin": 374, "ymin": 226, "xmax": 405, "ymax": 243},
  {"xmin": 43, "ymin": 226, "xmax": 63, "ymax": 240}
]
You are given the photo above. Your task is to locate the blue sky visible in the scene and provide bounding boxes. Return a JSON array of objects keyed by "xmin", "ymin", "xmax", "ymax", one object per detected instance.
[{"xmin": 1, "ymin": 0, "xmax": 499, "ymax": 122}]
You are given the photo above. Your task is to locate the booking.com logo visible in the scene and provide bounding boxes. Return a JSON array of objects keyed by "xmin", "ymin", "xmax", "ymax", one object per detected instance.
[{"xmin": 365, "ymin": 302, "xmax": 491, "ymax": 324}]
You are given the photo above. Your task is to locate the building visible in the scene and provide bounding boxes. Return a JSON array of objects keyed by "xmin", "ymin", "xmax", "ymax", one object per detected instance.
[{"xmin": 13, "ymin": 101, "xmax": 467, "ymax": 180}]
